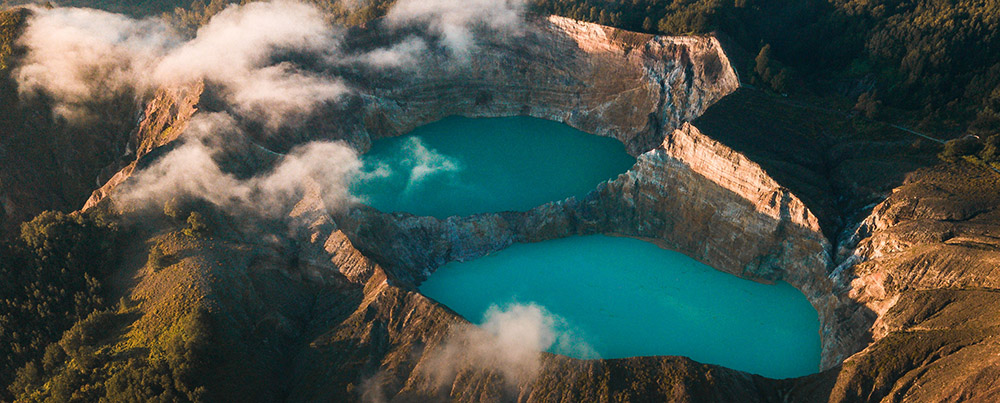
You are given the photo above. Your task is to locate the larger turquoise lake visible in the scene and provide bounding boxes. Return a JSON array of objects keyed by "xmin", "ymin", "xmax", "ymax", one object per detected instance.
[
  {"xmin": 351, "ymin": 116, "xmax": 636, "ymax": 218},
  {"xmin": 421, "ymin": 236, "xmax": 822, "ymax": 379}
]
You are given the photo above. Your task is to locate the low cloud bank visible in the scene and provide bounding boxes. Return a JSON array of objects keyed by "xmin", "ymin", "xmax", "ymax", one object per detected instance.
[
  {"xmin": 14, "ymin": 7, "xmax": 174, "ymax": 122},
  {"xmin": 386, "ymin": 0, "xmax": 526, "ymax": 58},
  {"xmin": 418, "ymin": 303, "xmax": 597, "ymax": 392},
  {"xmin": 13, "ymin": 0, "xmax": 530, "ymax": 214},
  {"xmin": 152, "ymin": 0, "xmax": 347, "ymax": 126},
  {"xmin": 115, "ymin": 112, "xmax": 362, "ymax": 216},
  {"xmin": 16, "ymin": 0, "xmax": 345, "ymax": 128},
  {"xmin": 15, "ymin": 0, "xmax": 529, "ymax": 124}
]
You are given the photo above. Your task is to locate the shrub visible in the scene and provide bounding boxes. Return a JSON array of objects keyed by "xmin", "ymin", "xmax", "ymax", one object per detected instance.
[
  {"xmin": 940, "ymin": 137, "xmax": 983, "ymax": 161},
  {"xmin": 183, "ymin": 212, "xmax": 209, "ymax": 237},
  {"xmin": 978, "ymin": 134, "xmax": 1000, "ymax": 163},
  {"xmin": 855, "ymin": 92, "xmax": 884, "ymax": 119},
  {"xmin": 164, "ymin": 197, "xmax": 186, "ymax": 220},
  {"xmin": 41, "ymin": 343, "xmax": 65, "ymax": 373},
  {"xmin": 148, "ymin": 241, "xmax": 170, "ymax": 271}
]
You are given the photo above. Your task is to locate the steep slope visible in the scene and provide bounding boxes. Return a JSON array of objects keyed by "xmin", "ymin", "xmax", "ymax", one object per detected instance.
[{"xmin": 0, "ymin": 8, "xmax": 144, "ymax": 237}]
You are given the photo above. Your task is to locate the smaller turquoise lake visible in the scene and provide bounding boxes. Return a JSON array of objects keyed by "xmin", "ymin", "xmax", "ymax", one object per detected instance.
[
  {"xmin": 420, "ymin": 235, "xmax": 822, "ymax": 379},
  {"xmin": 351, "ymin": 116, "xmax": 636, "ymax": 218}
]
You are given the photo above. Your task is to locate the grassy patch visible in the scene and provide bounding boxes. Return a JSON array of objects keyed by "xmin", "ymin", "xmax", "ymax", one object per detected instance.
[{"xmin": 0, "ymin": 8, "xmax": 26, "ymax": 72}]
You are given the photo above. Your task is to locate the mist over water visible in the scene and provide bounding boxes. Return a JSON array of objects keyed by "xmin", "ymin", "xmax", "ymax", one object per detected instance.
[
  {"xmin": 351, "ymin": 116, "xmax": 636, "ymax": 218},
  {"xmin": 421, "ymin": 235, "xmax": 822, "ymax": 379}
]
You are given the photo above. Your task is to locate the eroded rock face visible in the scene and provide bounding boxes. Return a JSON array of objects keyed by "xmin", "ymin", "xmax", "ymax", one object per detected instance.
[
  {"xmin": 83, "ymin": 82, "xmax": 204, "ymax": 211},
  {"xmin": 354, "ymin": 16, "xmax": 738, "ymax": 156}
]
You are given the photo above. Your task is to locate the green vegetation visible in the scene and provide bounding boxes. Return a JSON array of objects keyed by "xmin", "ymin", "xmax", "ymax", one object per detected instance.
[
  {"xmin": 940, "ymin": 136, "xmax": 983, "ymax": 161},
  {"xmin": 530, "ymin": 0, "xmax": 1000, "ymax": 137},
  {"xmin": 148, "ymin": 240, "xmax": 171, "ymax": 270},
  {"xmin": 9, "ymin": 307, "xmax": 214, "ymax": 402},
  {"xmin": 182, "ymin": 211, "xmax": 209, "ymax": 237},
  {"xmin": 159, "ymin": 0, "xmax": 395, "ymax": 33},
  {"xmin": 319, "ymin": 0, "xmax": 394, "ymax": 26},
  {"xmin": 1, "ymin": 0, "xmax": 196, "ymax": 17},
  {"xmin": 0, "ymin": 8, "xmax": 25, "ymax": 72},
  {"xmin": 753, "ymin": 43, "xmax": 792, "ymax": 93},
  {"xmin": 0, "ymin": 211, "xmax": 119, "ymax": 399},
  {"xmin": 164, "ymin": 197, "xmax": 213, "ymax": 237},
  {"xmin": 164, "ymin": 197, "xmax": 186, "ymax": 221},
  {"xmin": 0, "ymin": 209, "xmax": 222, "ymax": 401},
  {"xmin": 161, "ymin": 0, "xmax": 235, "ymax": 35},
  {"xmin": 939, "ymin": 134, "xmax": 1000, "ymax": 171}
]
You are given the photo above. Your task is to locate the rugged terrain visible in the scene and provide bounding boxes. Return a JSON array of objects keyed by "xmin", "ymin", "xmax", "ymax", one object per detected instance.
[{"xmin": 2, "ymin": 8, "xmax": 999, "ymax": 402}]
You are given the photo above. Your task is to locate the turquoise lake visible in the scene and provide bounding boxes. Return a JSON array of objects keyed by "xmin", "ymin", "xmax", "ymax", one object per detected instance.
[
  {"xmin": 356, "ymin": 116, "xmax": 821, "ymax": 379},
  {"xmin": 351, "ymin": 116, "xmax": 636, "ymax": 218},
  {"xmin": 420, "ymin": 235, "xmax": 822, "ymax": 379}
]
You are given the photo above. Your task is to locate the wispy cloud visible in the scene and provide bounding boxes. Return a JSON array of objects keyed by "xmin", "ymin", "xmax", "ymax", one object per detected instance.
[
  {"xmin": 13, "ymin": 0, "xmax": 534, "ymax": 216},
  {"xmin": 16, "ymin": 0, "xmax": 346, "ymax": 128},
  {"xmin": 347, "ymin": 35, "xmax": 429, "ymax": 69},
  {"xmin": 115, "ymin": 112, "xmax": 362, "ymax": 216},
  {"xmin": 416, "ymin": 302, "xmax": 597, "ymax": 392},
  {"xmin": 385, "ymin": 0, "xmax": 527, "ymax": 59},
  {"xmin": 401, "ymin": 137, "xmax": 461, "ymax": 191},
  {"xmin": 153, "ymin": 0, "xmax": 347, "ymax": 127}
]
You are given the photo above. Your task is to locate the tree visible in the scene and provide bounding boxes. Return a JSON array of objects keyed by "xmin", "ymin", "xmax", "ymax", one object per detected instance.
[
  {"xmin": 164, "ymin": 197, "xmax": 185, "ymax": 220},
  {"xmin": 642, "ymin": 16, "xmax": 654, "ymax": 32},
  {"xmin": 183, "ymin": 212, "xmax": 209, "ymax": 237},
  {"xmin": 940, "ymin": 137, "xmax": 983, "ymax": 161},
  {"xmin": 978, "ymin": 134, "xmax": 1000, "ymax": 163},
  {"xmin": 772, "ymin": 68, "xmax": 791, "ymax": 93},
  {"xmin": 0, "ymin": 211, "xmax": 117, "ymax": 398},
  {"xmin": 755, "ymin": 44, "xmax": 773, "ymax": 82},
  {"xmin": 855, "ymin": 92, "xmax": 883, "ymax": 119},
  {"xmin": 148, "ymin": 241, "xmax": 169, "ymax": 271}
]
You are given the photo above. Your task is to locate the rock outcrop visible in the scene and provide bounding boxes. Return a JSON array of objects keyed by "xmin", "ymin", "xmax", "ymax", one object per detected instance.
[{"xmin": 353, "ymin": 16, "xmax": 738, "ymax": 156}]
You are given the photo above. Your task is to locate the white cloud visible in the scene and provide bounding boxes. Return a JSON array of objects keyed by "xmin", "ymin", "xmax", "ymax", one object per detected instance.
[
  {"xmin": 153, "ymin": 0, "xmax": 347, "ymax": 126},
  {"xmin": 349, "ymin": 36, "xmax": 428, "ymax": 69},
  {"xmin": 480, "ymin": 302, "xmax": 598, "ymax": 360},
  {"xmin": 417, "ymin": 302, "xmax": 597, "ymax": 392},
  {"xmin": 401, "ymin": 137, "xmax": 460, "ymax": 187},
  {"xmin": 385, "ymin": 0, "xmax": 527, "ymax": 58},
  {"xmin": 12, "ymin": 0, "xmax": 537, "ymax": 217},
  {"xmin": 14, "ymin": 7, "xmax": 175, "ymax": 122},
  {"xmin": 15, "ymin": 0, "xmax": 532, "ymax": 125},
  {"xmin": 16, "ymin": 1, "xmax": 347, "ymax": 128},
  {"xmin": 115, "ymin": 112, "xmax": 362, "ymax": 215}
]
